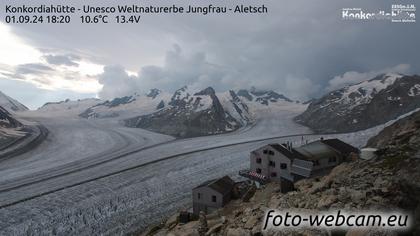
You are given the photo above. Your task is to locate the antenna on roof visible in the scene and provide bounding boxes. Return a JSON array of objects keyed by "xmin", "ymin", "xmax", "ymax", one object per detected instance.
[{"xmin": 285, "ymin": 141, "xmax": 292, "ymax": 151}]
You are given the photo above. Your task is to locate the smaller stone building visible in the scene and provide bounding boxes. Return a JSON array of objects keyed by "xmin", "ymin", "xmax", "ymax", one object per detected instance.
[{"xmin": 192, "ymin": 176, "xmax": 235, "ymax": 215}]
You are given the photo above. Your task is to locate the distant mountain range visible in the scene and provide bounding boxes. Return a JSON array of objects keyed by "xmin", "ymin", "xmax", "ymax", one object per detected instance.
[
  {"xmin": 78, "ymin": 86, "xmax": 296, "ymax": 138},
  {"xmin": 38, "ymin": 98, "xmax": 101, "ymax": 117},
  {"xmin": 295, "ymin": 73, "xmax": 420, "ymax": 133},
  {"xmin": 33, "ymin": 73, "xmax": 420, "ymax": 137},
  {"xmin": 124, "ymin": 87, "xmax": 240, "ymax": 137}
]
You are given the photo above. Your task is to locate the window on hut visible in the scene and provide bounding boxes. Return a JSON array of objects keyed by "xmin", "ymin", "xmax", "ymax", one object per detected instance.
[
  {"xmin": 212, "ymin": 195, "xmax": 217, "ymax": 202},
  {"xmin": 280, "ymin": 163, "xmax": 287, "ymax": 169}
]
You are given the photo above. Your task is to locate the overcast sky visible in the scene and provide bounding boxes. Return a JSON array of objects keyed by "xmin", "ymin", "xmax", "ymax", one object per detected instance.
[{"xmin": 0, "ymin": 0, "xmax": 419, "ymax": 109}]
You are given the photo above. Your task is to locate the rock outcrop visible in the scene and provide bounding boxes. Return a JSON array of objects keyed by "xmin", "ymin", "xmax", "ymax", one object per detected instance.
[{"xmin": 0, "ymin": 106, "xmax": 22, "ymax": 129}]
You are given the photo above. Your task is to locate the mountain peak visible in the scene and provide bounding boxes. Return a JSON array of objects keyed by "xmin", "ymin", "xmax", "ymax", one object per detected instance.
[
  {"xmin": 237, "ymin": 89, "xmax": 253, "ymax": 101},
  {"xmin": 0, "ymin": 91, "xmax": 28, "ymax": 112},
  {"xmin": 194, "ymin": 87, "xmax": 216, "ymax": 96},
  {"xmin": 147, "ymin": 88, "xmax": 161, "ymax": 99},
  {"xmin": 236, "ymin": 88, "xmax": 293, "ymax": 104}
]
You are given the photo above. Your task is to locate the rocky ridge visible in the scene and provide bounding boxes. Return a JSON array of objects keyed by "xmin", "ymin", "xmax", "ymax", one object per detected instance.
[
  {"xmin": 295, "ymin": 74, "xmax": 420, "ymax": 133},
  {"xmin": 124, "ymin": 87, "xmax": 241, "ymax": 138},
  {"xmin": 0, "ymin": 91, "xmax": 28, "ymax": 112}
]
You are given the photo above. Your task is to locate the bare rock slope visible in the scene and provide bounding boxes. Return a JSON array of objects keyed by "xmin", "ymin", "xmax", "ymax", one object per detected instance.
[{"xmin": 295, "ymin": 74, "xmax": 420, "ymax": 133}]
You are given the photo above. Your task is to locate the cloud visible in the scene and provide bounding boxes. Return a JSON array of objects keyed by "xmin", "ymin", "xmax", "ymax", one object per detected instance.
[
  {"xmin": 284, "ymin": 75, "xmax": 321, "ymax": 101},
  {"xmin": 97, "ymin": 45, "xmax": 325, "ymax": 101},
  {"xmin": 97, "ymin": 65, "xmax": 140, "ymax": 100},
  {"xmin": 97, "ymin": 45, "xmax": 238, "ymax": 99},
  {"xmin": 326, "ymin": 64, "xmax": 411, "ymax": 91},
  {"xmin": 0, "ymin": 21, "xmax": 103, "ymax": 97},
  {"xmin": 97, "ymin": 46, "xmax": 413, "ymax": 102},
  {"xmin": 8, "ymin": 60, "xmax": 102, "ymax": 94},
  {"xmin": 2, "ymin": 1, "xmax": 420, "ymax": 105},
  {"xmin": 139, "ymin": 45, "xmax": 234, "ymax": 92},
  {"xmin": 0, "ymin": 23, "xmax": 41, "ymax": 66},
  {"xmin": 15, "ymin": 63, "xmax": 53, "ymax": 75},
  {"xmin": 44, "ymin": 54, "xmax": 80, "ymax": 67}
]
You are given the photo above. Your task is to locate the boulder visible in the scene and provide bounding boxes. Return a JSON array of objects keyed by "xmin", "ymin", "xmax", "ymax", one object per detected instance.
[
  {"xmin": 165, "ymin": 214, "xmax": 179, "ymax": 229},
  {"xmin": 317, "ymin": 195, "xmax": 338, "ymax": 209},
  {"xmin": 225, "ymin": 227, "xmax": 251, "ymax": 236},
  {"xmin": 205, "ymin": 223, "xmax": 223, "ymax": 236}
]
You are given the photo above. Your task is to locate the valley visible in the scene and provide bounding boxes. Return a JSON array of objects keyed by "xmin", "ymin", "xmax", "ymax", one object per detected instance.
[
  {"xmin": 0, "ymin": 110, "xmax": 382, "ymax": 235},
  {"xmin": 0, "ymin": 73, "xmax": 419, "ymax": 234}
]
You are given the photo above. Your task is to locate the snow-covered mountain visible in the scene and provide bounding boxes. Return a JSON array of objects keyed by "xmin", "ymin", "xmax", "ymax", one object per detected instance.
[
  {"xmin": 124, "ymin": 86, "xmax": 242, "ymax": 137},
  {"xmin": 37, "ymin": 98, "xmax": 102, "ymax": 117},
  {"xmin": 76, "ymin": 86, "xmax": 300, "ymax": 137},
  {"xmin": 79, "ymin": 89, "xmax": 172, "ymax": 119},
  {"xmin": 236, "ymin": 87, "xmax": 293, "ymax": 105},
  {"xmin": 80, "ymin": 87, "xmax": 296, "ymax": 118},
  {"xmin": 295, "ymin": 73, "xmax": 420, "ymax": 133},
  {"xmin": 0, "ymin": 91, "xmax": 28, "ymax": 112}
]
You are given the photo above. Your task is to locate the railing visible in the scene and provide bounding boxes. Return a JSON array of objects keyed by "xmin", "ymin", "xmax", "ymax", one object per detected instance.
[{"xmin": 239, "ymin": 169, "xmax": 268, "ymax": 184}]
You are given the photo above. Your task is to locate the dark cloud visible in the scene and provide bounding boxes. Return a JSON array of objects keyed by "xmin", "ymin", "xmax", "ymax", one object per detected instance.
[
  {"xmin": 98, "ymin": 45, "xmax": 325, "ymax": 100},
  {"xmin": 139, "ymin": 45, "xmax": 234, "ymax": 92},
  {"xmin": 98, "ymin": 45, "xmax": 239, "ymax": 99},
  {"xmin": 15, "ymin": 63, "xmax": 54, "ymax": 75},
  {"xmin": 44, "ymin": 54, "xmax": 80, "ymax": 66},
  {"xmin": 3, "ymin": 0, "xmax": 420, "ymax": 101}
]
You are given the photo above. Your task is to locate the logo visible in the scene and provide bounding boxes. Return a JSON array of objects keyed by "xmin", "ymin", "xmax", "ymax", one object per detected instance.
[{"xmin": 342, "ymin": 4, "xmax": 416, "ymax": 23}]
